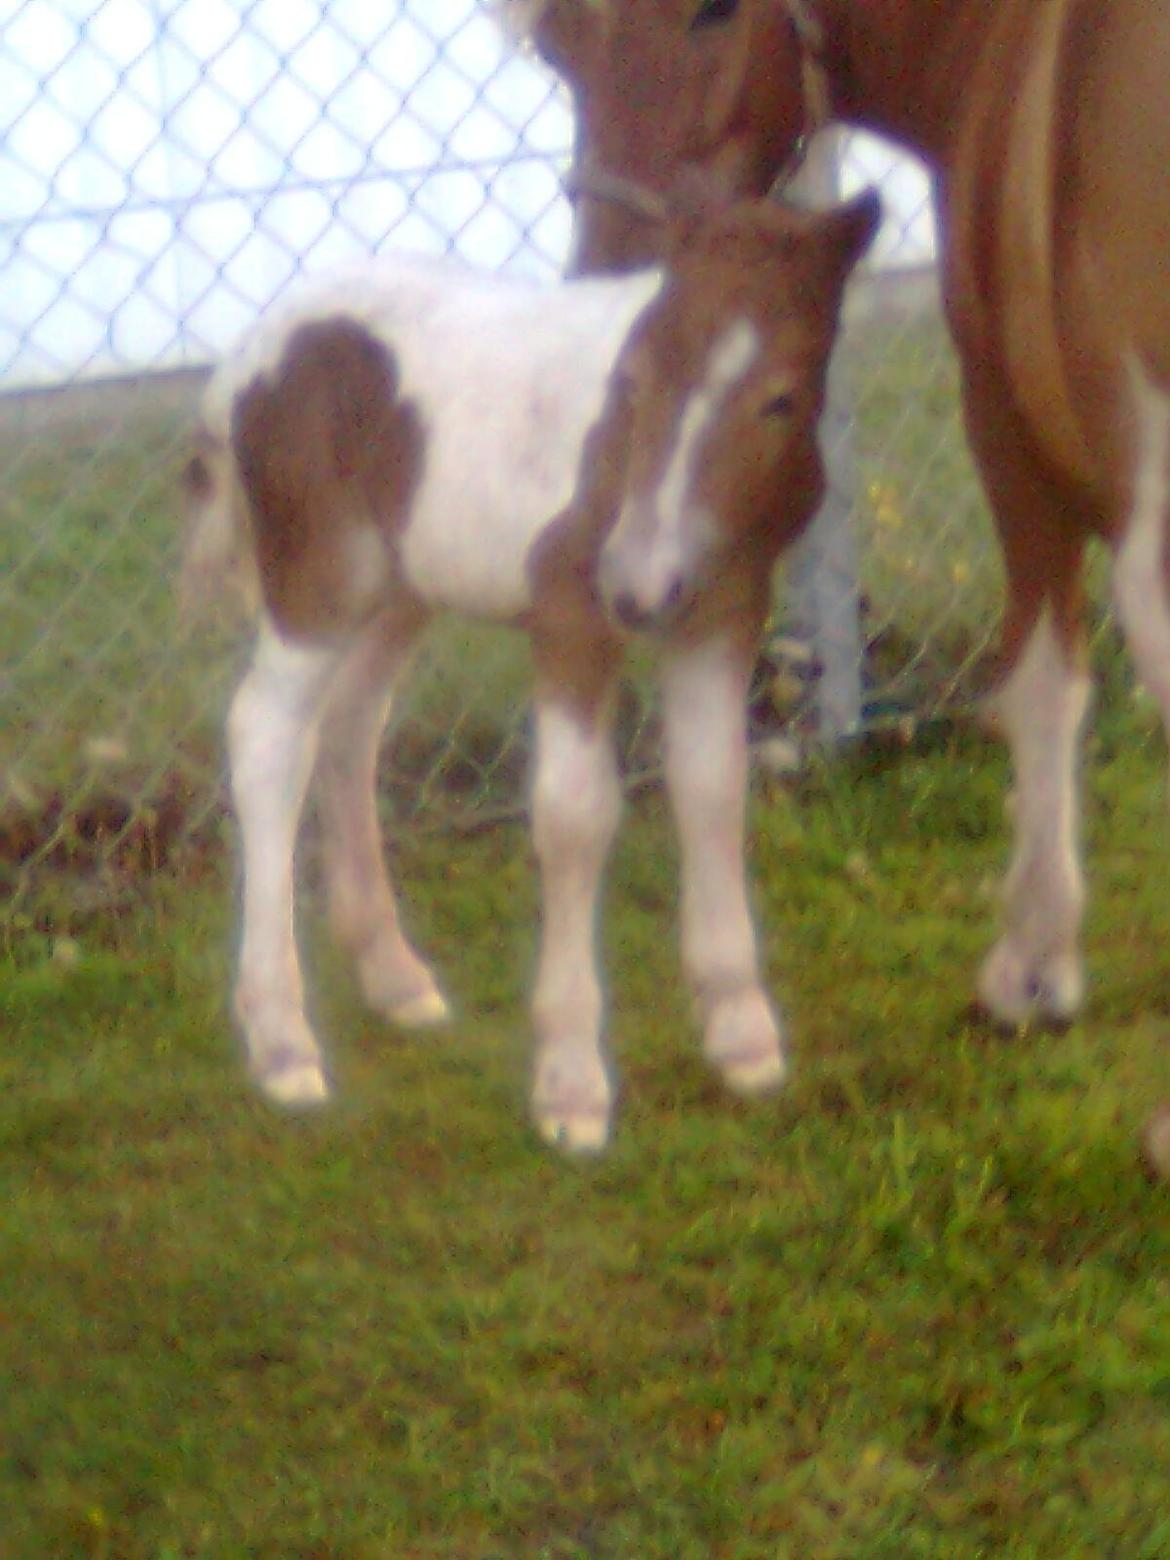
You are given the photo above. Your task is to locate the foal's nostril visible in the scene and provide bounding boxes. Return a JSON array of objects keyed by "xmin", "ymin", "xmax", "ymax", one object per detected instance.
[
  {"xmin": 612, "ymin": 590, "xmax": 651, "ymax": 631},
  {"xmin": 662, "ymin": 574, "xmax": 686, "ymax": 614},
  {"xmin": 610, "ymin": 577, "xmax": 690, "ymax": 633}
]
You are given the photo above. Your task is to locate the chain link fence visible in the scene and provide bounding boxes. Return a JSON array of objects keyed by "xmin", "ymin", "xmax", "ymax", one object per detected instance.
[{"xmin": 0, "ymin": 0, "xmax": 997, "ymax": 919}]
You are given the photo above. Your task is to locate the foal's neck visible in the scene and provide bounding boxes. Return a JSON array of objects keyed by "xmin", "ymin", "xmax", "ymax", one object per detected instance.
[{"xmin": 812, "ymin": 0, "xmax": 991, "ymax": 165}]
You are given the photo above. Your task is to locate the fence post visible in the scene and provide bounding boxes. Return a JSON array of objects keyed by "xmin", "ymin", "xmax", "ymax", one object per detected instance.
[{"xmin": 780, "ymin": 130, "xmax": 864, "ymax": 740}]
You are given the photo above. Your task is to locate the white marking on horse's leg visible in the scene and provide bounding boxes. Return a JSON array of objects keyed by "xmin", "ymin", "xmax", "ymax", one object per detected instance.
[
  {"xmin": 977, "ymin": 610, "xmax": 1090, "ymax": 1025},
  {"xmin": 660, "ymin": 636, "xmax": 786, "ymax": 1093},
  {"xmin": 1114, "ymin": 373, "xmax": 1170, "ymax": 1148},
  {"xmin": 1114, "ymin": 366, "xmax": 1170, "ymax": 733},
  {"xmin": 229, "ymin": 626, "xmax": 341, "ymax": 1104},
  {"xmin": 529, "ymin": 697, "xmax": 622, "ymax": 1153},
  {"xmin": 315, "ymin": 612, "xmax": 449, "ymax": 1029}
]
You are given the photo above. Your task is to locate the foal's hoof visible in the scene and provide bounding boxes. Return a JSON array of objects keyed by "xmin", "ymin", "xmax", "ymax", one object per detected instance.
[
  {"xmin": 1140, "ymin": 1104, "xmax": 1170, "ymax": 1182},
  {"xmin": 705, "ymin": 989, "xmax": 787, "ymax": 1097},
  {"xmin": 255, "ymin": 1056, "xmax": 331, "ymax": 1108},
  {"xmin": 532, "ymin": 1096, "xmax": 611, "ymax": 1155},
  {"xmin": 389, "ymin": 988, "xmax": 451, "ymax": 1028},
  {"xmin": 531, "ymin": 1048, "xmax": 612, "ymax": 1154},
  {"xmin": 719, "ymin": 1048, "xmax": 787, "ymax": 1097}
]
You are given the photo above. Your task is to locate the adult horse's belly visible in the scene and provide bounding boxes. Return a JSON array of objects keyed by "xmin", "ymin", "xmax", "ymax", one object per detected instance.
[{"xmin": 939, "ymin": 0, "xmax": 1170, "ymax": 513}]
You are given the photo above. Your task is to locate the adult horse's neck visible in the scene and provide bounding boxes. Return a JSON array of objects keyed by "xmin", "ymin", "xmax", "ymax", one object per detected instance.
[{"xmin": 810, "ymin": 0, "xmax": 989, "ymax": 165}]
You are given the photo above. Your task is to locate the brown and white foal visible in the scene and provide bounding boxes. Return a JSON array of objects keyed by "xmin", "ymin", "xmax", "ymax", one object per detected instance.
[{"xmin": 184, "ymin": 191, "xmax": 878, "ymax": 1151}]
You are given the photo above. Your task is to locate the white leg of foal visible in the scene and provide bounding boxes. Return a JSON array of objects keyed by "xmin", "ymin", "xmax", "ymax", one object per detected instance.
[
  {"xmin": 529, "ymin": 697, "xmax": 622, "ymax": 1153},
  {"xmin": 315, "ymin": 612, "xmax": 449, "ymax": 1028},
  {"xmin": 660, "ymin": 636, "xmax": 785, "ymax": 1094},
  {"xmin": 229, "ymin": 625, "xmax": 341, "ymax": 1105},
  {"xmin": 977, "ymin": 610, "xmax": 1091, "ymax": 1025}
]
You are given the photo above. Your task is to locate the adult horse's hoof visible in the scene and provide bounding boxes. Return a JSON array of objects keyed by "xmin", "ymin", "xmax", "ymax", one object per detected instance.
[
  {"xmin": 1140, "ymin": 1104, "xmax": 1170, "ymax": 1182},
  {"xmin": 975, "ymin": 939, "xmax": 1084, "ymax": 1029}
]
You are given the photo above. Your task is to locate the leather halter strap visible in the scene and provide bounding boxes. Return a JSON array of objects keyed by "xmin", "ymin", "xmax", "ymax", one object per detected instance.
[
  {"xmin": 778, "ymin": 0, "xmax": 835, "ymax": 183},
  {"xmin": 562, "ymin": 165, "xmax": 672, "ymax": 224}
]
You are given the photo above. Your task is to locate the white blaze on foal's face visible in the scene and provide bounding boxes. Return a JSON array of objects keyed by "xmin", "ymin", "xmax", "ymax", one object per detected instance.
[
  {"xmin": 596, "ymin": 192, "xmax": 883, "ymax": 635},
  {"xmin": 600, "ymin": 317, "xmax": 765, "ymax": 628}
]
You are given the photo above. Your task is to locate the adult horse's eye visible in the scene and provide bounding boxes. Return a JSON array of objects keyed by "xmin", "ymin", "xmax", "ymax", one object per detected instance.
[{"xmin": 690, "ymin": 0, "xmax": 739, "ymax": 30}]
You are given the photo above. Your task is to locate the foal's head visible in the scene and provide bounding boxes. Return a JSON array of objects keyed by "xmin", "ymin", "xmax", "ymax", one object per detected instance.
[
  {"xmin": 597, "ymin": 189, "xmax": 879, "ymax": 633},
  {"xmin": 503, "ymin": 0, "xmax": 807, "ymax": 273}
]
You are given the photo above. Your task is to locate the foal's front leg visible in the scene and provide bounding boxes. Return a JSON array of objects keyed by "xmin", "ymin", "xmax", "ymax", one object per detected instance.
[
  {"xmin": 529, "ymin": 679, "xmax": 623, "ymax": 1153},
  {"xmin": 660, "ymin": 634, "xmax": 786, "ymax": 1094},
  {"xmin": 229, "ymin": 624, "xmax": 342, "ymax": 1105}
]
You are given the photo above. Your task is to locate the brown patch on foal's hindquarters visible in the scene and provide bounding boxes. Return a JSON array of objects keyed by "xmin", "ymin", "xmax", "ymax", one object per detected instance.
[{"xmin": 231, "ymin": 318, "xmax": 425, "ymax": 639}]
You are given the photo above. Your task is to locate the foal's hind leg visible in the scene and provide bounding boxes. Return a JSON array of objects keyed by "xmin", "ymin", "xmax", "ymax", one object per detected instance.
[
  {"xmin": 314, "ymin": 604, "xmax": 450, "ymax": 1028},
  {"xmin": 229, "ymin": 624, "xmax": 343, "ymax": 1104},
  {"xmin": 660, "ymin": 632, "xmax": 785, "ymax": 1094}
]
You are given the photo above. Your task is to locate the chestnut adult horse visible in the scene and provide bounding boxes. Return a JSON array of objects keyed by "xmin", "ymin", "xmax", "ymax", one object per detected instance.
[{"xmin": 503, "ymin": 0, "xmax": 1170, "ymax": 1168}]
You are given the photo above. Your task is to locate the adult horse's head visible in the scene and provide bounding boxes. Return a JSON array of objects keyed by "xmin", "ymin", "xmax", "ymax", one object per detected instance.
[
  {"xmin": 502, "ymin": 0, "xmax": 816, "ymax": 274},
  {"xmin": 597, "ymin": 188, "xmax": 879, "ymax": 633}
]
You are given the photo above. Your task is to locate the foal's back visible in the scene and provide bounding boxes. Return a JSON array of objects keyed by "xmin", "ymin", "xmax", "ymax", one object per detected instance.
[{"xmin": 200, "ymin": 255, "xmax": 666, "ymax": 624}]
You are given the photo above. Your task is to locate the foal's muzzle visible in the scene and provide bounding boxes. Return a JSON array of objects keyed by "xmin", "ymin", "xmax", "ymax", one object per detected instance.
[
  {"xmin": 598, "ymin": 531, "xmax": 698, "ymax": 635},
  {"xmin": 607, "ymin": 575, "xmax": 691, "ymax": 634}
]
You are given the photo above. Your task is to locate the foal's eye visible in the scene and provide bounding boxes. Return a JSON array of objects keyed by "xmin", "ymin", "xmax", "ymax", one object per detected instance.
[
  {"xmin": 760, "ymin": 390, "xmax": 797, "ymax": 418},
  {"xmin": 690, "ymin": 0, "xmax": 739, "ymax": 30}
]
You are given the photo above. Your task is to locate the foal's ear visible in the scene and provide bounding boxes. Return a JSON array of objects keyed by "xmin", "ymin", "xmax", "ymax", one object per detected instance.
[{"xmin": 814, "ymin": 188, "xmax": 883, "ymax": 277}]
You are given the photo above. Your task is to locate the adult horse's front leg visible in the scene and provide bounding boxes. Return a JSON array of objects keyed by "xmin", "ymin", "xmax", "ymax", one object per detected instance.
[
  {"xmin": 962, "ymin": 383, "xmax": 1092, "ymax": 1027},
  {"xmin": 229, "ymin": 625, "xmax": 342, "ymax": 1104},
  {"xmin": 660, "ymin": 632, "xmax": 785, "ymax": 1094},
  {"xmin": 528, "ymin": 662, "xmax": 623, "ymax": 1154},
  {"xmin": 1110, "ymin": 363, "xmax": 1170, "ymax": 1176},
  {"xmin": 978, "ymin": 607, "xmax": 1091, "ymax": 1024}
]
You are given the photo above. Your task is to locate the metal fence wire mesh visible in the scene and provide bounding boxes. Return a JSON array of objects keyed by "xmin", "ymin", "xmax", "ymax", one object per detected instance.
[{"xmin": 0, "ymin": 0, "xmax": 998, "ymax": 915}]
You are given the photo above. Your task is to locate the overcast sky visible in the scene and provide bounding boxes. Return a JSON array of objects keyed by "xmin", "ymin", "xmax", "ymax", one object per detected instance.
[{"xmin": 0, "ymin": 0, "xmax": 933, "ymax": 388}]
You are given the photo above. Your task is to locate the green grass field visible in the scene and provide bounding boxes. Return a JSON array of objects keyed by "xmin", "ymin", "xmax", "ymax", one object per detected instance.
[
  {"xmin": 5, "ymin": 663, "xmax": 1170, "ymax": 1558},
  {"xmin": 6, "ymin": 308, "xmax": 1170, "ymax": 1556}
]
